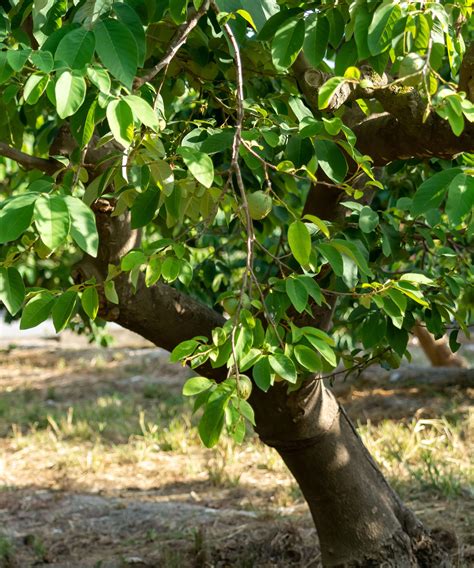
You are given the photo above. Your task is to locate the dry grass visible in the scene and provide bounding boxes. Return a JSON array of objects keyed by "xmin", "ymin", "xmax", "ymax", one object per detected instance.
[{"xmin": 0, "ymin": 341, "xmax": 472, "ymax": 566}]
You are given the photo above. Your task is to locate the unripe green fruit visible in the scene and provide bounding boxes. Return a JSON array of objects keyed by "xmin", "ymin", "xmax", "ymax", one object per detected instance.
[
  {"xmin": 222, "ymin": 297, "xmax": 239, "ymax": 316},
  {"xmin": 247, "ymin": 191, "xmax": 272, "ymax": 220},
  {"xmin": 230, "ymin": 375, "xmax": 253, "ymax": 400},
  {"xmin": 398, "ymin": 54, "xmax": 424, "ymax": 87},
  {"xmin": 171, "ymin": 78, "xmax": 186, "ymax": 97}
]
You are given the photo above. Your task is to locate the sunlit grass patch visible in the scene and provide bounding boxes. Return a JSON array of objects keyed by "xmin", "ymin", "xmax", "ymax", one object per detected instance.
[{"xmin": 360, "ymin": 411, "xmax": 473, "ymax": 498}]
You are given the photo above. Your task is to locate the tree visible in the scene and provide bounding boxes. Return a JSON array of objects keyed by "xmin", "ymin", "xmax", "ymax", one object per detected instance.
[{"xmin": 0, "ymin": 0, "xmax": 472, "ymax": 564}]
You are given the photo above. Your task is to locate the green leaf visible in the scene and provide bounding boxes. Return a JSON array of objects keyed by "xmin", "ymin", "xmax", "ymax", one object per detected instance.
[
  {"xmin": 354, "ymin": 5, "xmax": 371, "ymax": 60},
  {"xmin": 7, "ymin": 48, "xmax": 31, "ymax": 71},
  {"xmin": 124, "ymin": 95, "xmax": 159, "ymax": 131},
  {"xmin": 20, "ymin": 292, "xmax": 55, "ymax": 330},
  {"xmin": 299, "ymin": 276, "xmax": 323, "ymax": 305},
  {"xmin": 368, "ymin": 2, "xmax": 402, "ymax": 56},
  {"xmin": 411, "ymin": 168, "xmax": 463, "ymax": 215},
  {"xmin": 34, "ymin": 194, "xmax": 71, "ymax": 251},
  {"xmin": 0, "ymin": 193, "xmax": 37, "ymax": 243},
  {"xmin": 358, "ymin": 206, "xmax": 379, "ymax": 233},
  {"xmin": 314, "ymin": 140, "xmax": 348, "ymax": 183},
  {"xmin": 131, "ymin": 188, "xmax": 160, "ymax": 229},
  {"xmin": 446, "ymin": 173, "xmax": 474, "ymax": 225},
  {"xmin": 304, "ymin": 335, "xmax": 337, "ymax": 367},
  {"xmin": 269, "ymin": 353, "xmax": 297, "ymax": 383},
  {"xmin": 64, "ymin": 196, "xmax": 99, "ymax": 257},
  {"xmin": 0, "ymin": 267, "xmax": 25, "ymax": 316},
  {"xmin": 170, "ymin": 339, "xmax": 199, "ymax": 363},
  {"xmin": 23, "ymin": 73, "xmax": 49, "ymax": 105},
  {"xmin": 55, "ymin": 28, "xmax": 95, "ymax": 69},
  {"xmin": 285, "ymin": 277, "xmax": 308, "ymax": 313},
  {"xmin": 55, "ymin": 70, "xmax": 87, "ymax": 119},
  {"xmin": 257, "ymin": 8, "xmax": 303, "ymax": 41},
  {"xmin": 30, "ymin": 51, "xmax": 54, "ymax": 73},
  {"xmin": 317, "ymin": 242, "xmax": 343, "ymax": 276},
  {"xmin": 294, "ymin": 345, "xmax": 322, "ymax": 372},
  {"xmin": 183, "ymin": 376, "xmax": 213, "ymax": 396},
  {"xmin": 107, "ymin": 99, "xmax": 134, "ymax": 148},
  {"xmin": 81, "ymin": 287, "xmax": 99, "ymax": 320},
  {"xmin": 162, "ymin": 257, "xmax": 181, "ymax": 282},
  {"xmin": 178, "ymin": 147, "xmax": 214, "ymax": 188},
  {"xmin": 170, "ymin": 0, "xmax": 188, "ymax": 24},
  {"xmin": 303, "ymin": 13, "xmax": 329, "ymax": 67},
  {"xmin": 145, "ymin": 256, "xmax": 162, "ymax": 287},
  {"xmin": 93, "ymin": 18, "xmax": 138, "ymax": 89},
  {"xmin": 252, "ymin": 356, "xmax": 272, "ymax": 392},
  {"xmin": 114, "ymin": 2, "xmax": 146, "ymax": 67},
  {"xmin": 271, "ymin": 17, "xmax": 305, "ymax": 70},
  {"xmin": 86, "ymin": 65, "xmax": 111, "ymax": 93},
  {"xmin": 318, "ymin": 76, "xmax": 346, "ymax": 110},
  {"xmin": 104, "ymin": 280, "xmax": 119, "ymax": 304},
  {"xmin": 288, "ymin": 221, "xmax": 311, "ymax": 266},
  {"xmin": 198, "ymin": 393, "xmax": 228, "ymax": 447},
  {"xmin": 52, "ymin": 290, "xmax": 78, "ymax": 332},
  {"xmin": 121, "ymin": 250, "xmax": 146, "ymax": 271}
]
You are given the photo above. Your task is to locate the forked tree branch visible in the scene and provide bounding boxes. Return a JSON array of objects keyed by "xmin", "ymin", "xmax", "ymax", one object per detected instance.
[
  {"xmin": 0, "ymin": 142, "xmax": 61, "ymax": 175},
  {"xmin": 292, "ymin": 46, "xmax": 474, "ymax": 165},
  {"xmin": 133, "ymin": 0, "xmax": 211, "ymax": 90}
]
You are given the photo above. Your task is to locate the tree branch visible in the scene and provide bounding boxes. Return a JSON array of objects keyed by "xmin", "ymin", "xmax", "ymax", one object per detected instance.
[
  {"xmin": 459, "ymin": 42, "xmax": 474, "ymax": 102},
  {"xmin": 133, "ymin": 0, "xmax": 211, "ymax": 90},
  {"xmin": 0, "ymin": 142, "xmax": 61, "ymax": 175}
]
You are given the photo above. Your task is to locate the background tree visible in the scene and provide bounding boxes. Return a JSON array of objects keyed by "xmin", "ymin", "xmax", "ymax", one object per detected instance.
[{"xmin": 0, "ymin": 0, "xmax": 473, "ymax": 565}]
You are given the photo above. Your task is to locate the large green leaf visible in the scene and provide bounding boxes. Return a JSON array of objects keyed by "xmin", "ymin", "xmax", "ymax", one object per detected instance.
[
  {"xmin": 411, "ymin": 168, "xmax": 463, "ymax": 215},
  {"xmin": 269, "ymin": 353, "xmax": 297, "ymax": 383},
  {"xmin": 34, "ymin": 194, "xmax": 71, "ymax": 251},
  {"xmin": 368, "ymin": 2, "xmax": 402, "ymax": 56},
  {"xmin": 124, "ymin": 95, "xmax": 159, "ymax": 131},
  {"xmin": 303, "ymin": 13, "xmax": 329, "ymax": 67},
  {"xmin": 285, "ymin": 277, "xmax": 308, "ymax": 313},
  {"xmin": 446, "ymin": 173, "xmax": 474, "ymax": 225},
  {"xmin": 0, "ymin": 193, "xmax": 37, "ymax": 243},
  {"xmin": 0, "ymin": 267, "xmax": 25, "ymax": 316},
  {"xmin": 106, "ymin": 99, "xmax": 134, "ymax": 148},
  {"xmin": 20, "ymin": 292, "xmax": 55, "ymax": 330},
  {"xmin": 55, "ymin": 28, "xmax": 95, "ymax": 69},
  {"xmin": 55, "ymin": 70, "xmax": 86, "ymax": 118},
  {"xmin": 52, "ymin": 290, "xmax": 78, "ymax": 332},
  {"xmin": 93, "ymin": 18, "xmax": 138, "ymax": 89},
  {"xmin": 177, "ymin": 147, "xmax": 214, "ymax": 188},
  {"xmin": 294, "ymin": 345, "xmax": 322, "ymax": 372},
  {"xmin": 271, "ymin": 17, "xmax": 305, "ymax": 70},
  {"xmin": 288, "ymin": 221, "xmax": 311, "ymax": 266},
  {"xmin": 64, "ymin": 196, "xmax": 99, "ymax": 257},
  {"xmin": 314, "ymin": 140, "xmax": 348, "ymax": 183},
  {"xmin": 131, "ymin": 188, "xmax": 160, "ymax": 228},
  {"xmin": 114, "ymin": 2, "xmax": 146, "ymax": 66}
]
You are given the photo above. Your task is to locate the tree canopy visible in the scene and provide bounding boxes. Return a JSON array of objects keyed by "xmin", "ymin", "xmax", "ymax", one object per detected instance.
[{"xmin": 0, "ymin": 0, "xmax": 473, "ymax": 448}]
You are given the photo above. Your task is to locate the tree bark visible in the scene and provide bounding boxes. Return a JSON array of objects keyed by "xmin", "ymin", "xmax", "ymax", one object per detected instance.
[
  {"xmin": 413, "ymin": 324, "xmax": 468, "ymax": 368},
  {"xmin": 250, "ymin": 380, "xmax": 453, "ymax": 567}
]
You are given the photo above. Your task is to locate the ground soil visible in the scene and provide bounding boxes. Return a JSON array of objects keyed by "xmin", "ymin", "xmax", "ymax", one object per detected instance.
[{"xmin": 0, "ymin": 331, "xmax": 472, "ymax": 567}]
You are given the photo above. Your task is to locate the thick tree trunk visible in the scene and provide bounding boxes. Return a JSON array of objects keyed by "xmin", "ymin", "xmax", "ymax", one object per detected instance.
[
  {"xmin": 250, "ymin": 379, "xmax": 452, "ymax": 567},
  {"xmin": 75, "ymin": 212, "xmax": 453, "ymax": 566}
]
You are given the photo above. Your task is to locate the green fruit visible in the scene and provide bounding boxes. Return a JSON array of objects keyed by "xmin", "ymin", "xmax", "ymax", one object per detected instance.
[
  {"xmin": 247, "ymin": 191, "xmax": 272, "ymax": 220},
  {"xmin": 398, "ymin": 54, "xmax": 424, "ymax": 87},
  {"xmin": 222, "ymin": 297, "xmax": 239, "ymax": 315},
  {"xmin": 231, "ymin": 375, "xmax": 253, "ymax": 400},
  {"xmin": 171, "ymin": 78, "xmax": 186, "ymax": 97}
]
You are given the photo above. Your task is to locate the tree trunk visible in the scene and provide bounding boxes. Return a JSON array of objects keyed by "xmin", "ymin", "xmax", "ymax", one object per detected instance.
[
  {"xmin": 413, "ymin": 324, "xmax": 468, "ymax": 368},
  {"xmin": 250, "ymin": 379, "xmax": 453, "ymax": 567},
  {"xmin": 76, "ymin": 214, "xmax": 454, "ymax": 566}
]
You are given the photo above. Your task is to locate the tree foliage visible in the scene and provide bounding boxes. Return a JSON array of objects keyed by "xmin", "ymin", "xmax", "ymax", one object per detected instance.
[{"xmin": 0, "ymin": 0, "xmax": 473, "ymax": 447}]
